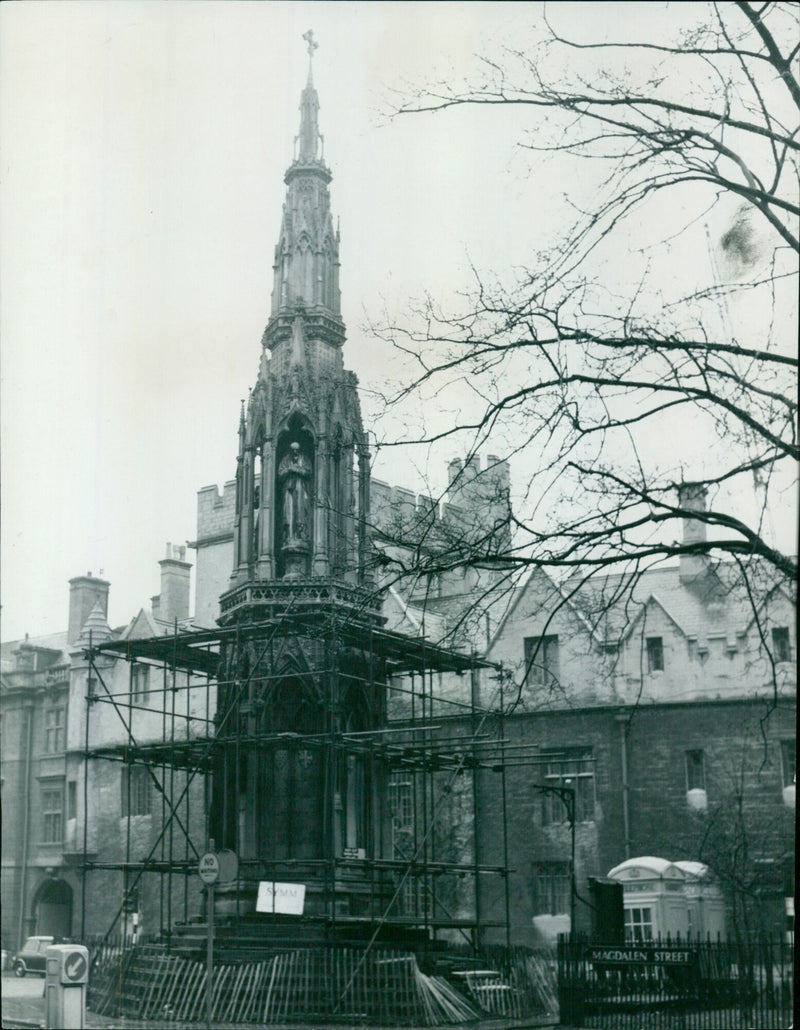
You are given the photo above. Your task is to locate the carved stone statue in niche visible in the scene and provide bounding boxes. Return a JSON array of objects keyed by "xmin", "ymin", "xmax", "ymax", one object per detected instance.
[{"xmin": 278, "ymin": 441, "xmax": 312, "ymax": 546}]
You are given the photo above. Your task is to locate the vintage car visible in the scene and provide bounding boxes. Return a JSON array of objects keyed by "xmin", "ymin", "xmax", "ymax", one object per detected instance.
[{"xmin": 12, "ymin": 936, "xmax": 55, "ymax": 977}]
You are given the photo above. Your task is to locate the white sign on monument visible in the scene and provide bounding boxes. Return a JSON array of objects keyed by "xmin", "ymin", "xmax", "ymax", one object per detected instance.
[{"xmin": 256, "ymin": 881, "xmax": 306, "ymax": 915}]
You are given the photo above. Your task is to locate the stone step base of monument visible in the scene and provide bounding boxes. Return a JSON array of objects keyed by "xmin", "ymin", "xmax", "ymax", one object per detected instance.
[{"xmin": 170, "ymin": 914, "xmax": 432, "ymax": 961}]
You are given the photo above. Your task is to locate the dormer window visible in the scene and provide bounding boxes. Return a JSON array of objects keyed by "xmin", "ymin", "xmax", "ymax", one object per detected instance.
[
  {"xmin": 524, "ymin": 635, "xmax": 560, "ymax": 686},
  {"xmin": 772, "ymin": 627, "xmax": 791, "ymax": 663},
  {"xmin": 646, "ymin": 636, "xmax": 664, "ymax": 673}
]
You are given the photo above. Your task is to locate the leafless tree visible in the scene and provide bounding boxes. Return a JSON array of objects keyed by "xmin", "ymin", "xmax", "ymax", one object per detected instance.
[
  {"xmin": 681, "ymin": 725, "xmax": 794, "ymax": 942},
  {"xmin": 371, "ymin": 2, "xmax": 798, "ymax": 621}
]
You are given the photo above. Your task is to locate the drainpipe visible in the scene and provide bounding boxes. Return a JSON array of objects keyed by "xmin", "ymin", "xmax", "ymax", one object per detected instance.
[
  {"xmin": 17, "ymin": 700, "xmax": 34, "ymax": 947},
  {"xmin": 615, "ymin": 712, "xmax": 631, "ymax": 859}
]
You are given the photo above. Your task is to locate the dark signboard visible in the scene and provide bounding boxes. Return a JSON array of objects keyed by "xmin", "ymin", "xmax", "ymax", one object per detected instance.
[{"xmin": 588, "ymin": 946, "xmax": 695, "ymax": 966}]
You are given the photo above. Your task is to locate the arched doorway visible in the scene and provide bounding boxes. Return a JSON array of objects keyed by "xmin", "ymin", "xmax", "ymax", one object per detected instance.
[{"xmin": 33, "ymin": 877, "xmax": 72, "ymax": 939}]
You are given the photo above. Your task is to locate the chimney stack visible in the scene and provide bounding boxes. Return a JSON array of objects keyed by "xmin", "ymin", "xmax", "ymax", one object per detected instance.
[
  {"xmin": 68, "ymin": 574, "xmax": 110, "ymax": 644},
  {"xmin": 156, "ymin": 543, "xmax": 191, "ymax": 626},
  {"xmin": 678, "ymin": 484, "xmax": 708, "ymax": 581},
  {"xmin": 447, "ymin": 458, "xmax": 462, "ymax": 487}
]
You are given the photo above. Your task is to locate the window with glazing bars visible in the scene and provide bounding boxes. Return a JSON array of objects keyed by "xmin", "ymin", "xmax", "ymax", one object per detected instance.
[
  {"xmin": 625, "ymin": 906, "xmax": 653, "ymax": 942},
  {"xmin": 44, "ymin": 707, "xmax": 65, "ymax": 753},
  {"xmin": 534, "ymin": 861, "xmax": 571, "ymax": 915},
  {"xmin": 388, "ymin": 772, "xmax": 416, "ymax": 914},
  {"xmin": 540, "ymin": 748, "xmax": 595, "ymax": 824},
  {"xmin": 42, "ymin": 786, "xmax": 63, "ymax": 843}
]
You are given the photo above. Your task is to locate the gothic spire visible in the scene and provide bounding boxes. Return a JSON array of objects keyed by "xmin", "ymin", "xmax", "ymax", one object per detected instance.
[
  {"xmin": 265, "ymin": 30, "xmax": 342, "ymax": 340},
  {"xmin": 297, "ymin": 30, "xmax": 322, "ymax": 164}
]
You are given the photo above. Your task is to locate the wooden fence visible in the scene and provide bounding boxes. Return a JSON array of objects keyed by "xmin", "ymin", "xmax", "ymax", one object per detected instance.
[{"xmin": 85, "ymin": 939, "xmax": 559, "ymax": 1025}]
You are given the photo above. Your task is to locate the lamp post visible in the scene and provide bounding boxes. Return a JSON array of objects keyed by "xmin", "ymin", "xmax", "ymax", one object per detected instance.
[{"xmin": 535, "ymin": 782, "xmax": 576, "ymax": 936}]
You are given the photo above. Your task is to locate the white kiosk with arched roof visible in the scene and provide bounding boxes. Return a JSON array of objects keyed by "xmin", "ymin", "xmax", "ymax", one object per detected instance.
[
  {"xmin": 673, "ymin": 861, "xmax": 727, "ymax": 939},
  {"xmin": 607, "ymin": 856, "xmax": 727, "ymax": 941}
]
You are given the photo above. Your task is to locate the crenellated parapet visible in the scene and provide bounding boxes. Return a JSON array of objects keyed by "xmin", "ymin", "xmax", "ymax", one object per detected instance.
[
  {"xmin": 370, "ymin": 453, "xmax": 512, "ymax": 552},
  {"xmin": 196, "ymin": 481, "xmax": 237, "ymax": 544}
]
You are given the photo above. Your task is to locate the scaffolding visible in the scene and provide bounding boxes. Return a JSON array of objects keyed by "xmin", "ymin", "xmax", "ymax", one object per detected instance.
[{"xmin": 74, "ymin": 593, "xmax": 558, "ymax": 1027}]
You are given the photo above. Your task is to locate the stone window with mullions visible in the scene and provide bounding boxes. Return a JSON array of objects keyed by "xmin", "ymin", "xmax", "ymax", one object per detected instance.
[
  {"xmin": 685, "ymin": 749, "xmax": 706, "ymax": 791},
  {"xmin": 534, "ymin": 861, "xmax": 571, "ymax": 916},
  {"xmin": 646, "ymin": 636, "xmax": 664, "ymax": 673}
]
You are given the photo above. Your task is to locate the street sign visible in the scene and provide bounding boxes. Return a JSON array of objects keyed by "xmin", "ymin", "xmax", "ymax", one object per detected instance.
[
  {"xmin": 198, "ymin": 852, "xmax": 220, "ymax": 885},
  {"xmin": 588, "ymin": 945, "xmax": 695, "ymax": 966},
  {"xmin": 63, "ymin": 951, "xmax": 88, "ymax": 983}
]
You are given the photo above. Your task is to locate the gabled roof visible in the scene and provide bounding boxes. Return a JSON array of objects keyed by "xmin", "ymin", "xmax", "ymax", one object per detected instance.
[
  {"xmin": 488, "ymin": 566, "xmax": 594, "ymax": 654},
  {"xmin": 121, "ymin": 608, "xmax": 161, "ymax": 641},
  {"xmin": 498, "ymin": 557, "xmax": 791, "ymax": 650},
  {"xmin": 742, "ymin": 581, "xmax": 796, "ymax": 634},
  {"xmin": 619, "ymin": 592, "xmax": 691, "ymax": 642}
]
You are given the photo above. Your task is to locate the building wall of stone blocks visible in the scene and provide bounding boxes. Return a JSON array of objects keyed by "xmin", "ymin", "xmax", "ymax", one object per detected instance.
[
  {"xmin": 193, "ymin": 538, "xmax": 234, "ymax": 626},
  {"xmin": 59, "ymin": 763, "xmax": 208, "ymax": 937},
  {"xmin": 193, "ymin": 482, "xmax": 236, "ymax": 627},
  {"xmin": 462, "ymin": 698, "xmax": 794, "ymax": 947},
  {"xmin": 0, "ymin": 664, "xmax": 70, "ymax": 952},
  {"xmin": 623, "ymin": 700, "xmax": 795, "ymax": 877}
]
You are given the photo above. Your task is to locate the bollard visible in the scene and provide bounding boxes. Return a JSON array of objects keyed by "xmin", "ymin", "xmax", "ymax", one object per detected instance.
[{"xmin": 45, "ymin": 944, "xmax": 88, "ymax": 1029}]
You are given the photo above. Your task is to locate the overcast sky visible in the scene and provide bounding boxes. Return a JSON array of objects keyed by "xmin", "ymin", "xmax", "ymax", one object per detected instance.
[{"xmin": 1, "ymin": 2, "xmax": 795, "ymax": 642}]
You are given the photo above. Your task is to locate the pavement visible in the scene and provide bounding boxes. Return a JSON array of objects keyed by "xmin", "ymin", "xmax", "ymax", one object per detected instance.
[{"xmin": 1, "ymin": 972, "xmax": 561, "ymax": 1029}]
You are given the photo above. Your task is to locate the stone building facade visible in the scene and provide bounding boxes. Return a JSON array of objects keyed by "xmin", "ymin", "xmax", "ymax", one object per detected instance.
[
  {"xmin": 475, "ymin": 519, "xmax": 796, "ymax": 945},
  {"xmin": 1, "ymin": 552, "xmax": 209, "ymax": 955},
  {"xmin": 2, "ymin": 43, "xmax": 794, "ymax": 960}
]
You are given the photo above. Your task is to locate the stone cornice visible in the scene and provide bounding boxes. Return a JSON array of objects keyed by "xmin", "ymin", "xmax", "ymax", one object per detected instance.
[{"xmin": 219, "ymin": 578, "xmax": 383, "ymax": 627}]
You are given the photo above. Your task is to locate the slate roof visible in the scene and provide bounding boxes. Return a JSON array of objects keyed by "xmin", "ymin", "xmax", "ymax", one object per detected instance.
[{"xmin": 558, "ymin": 557, "xmax": 790, "ymax": 644}]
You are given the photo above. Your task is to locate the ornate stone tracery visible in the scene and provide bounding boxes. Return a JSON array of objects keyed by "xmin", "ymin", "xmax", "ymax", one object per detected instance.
[{"xmin": 212, "ymin": 38, "xmax": 384, "ymax": 918}]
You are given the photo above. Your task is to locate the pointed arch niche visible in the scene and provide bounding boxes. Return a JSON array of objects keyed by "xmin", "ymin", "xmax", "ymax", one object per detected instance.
[
  {"xmin": 329, "ymin": 423, "xmax": 357, "ymax": 579},
  {"xmin": 251, "ymin": 426, "xmax": 266, "ymax": 565},
  {"xmin": 335, "ymin": 683, "xmax": 378, "ymax": 860},
  {"xmin": 295, "ymin": 234, "xmax": 313, "ymax": 306},
  {"xmin": 275, "ymin": 415, "xmax": 315, "ymax": 578},
  {"xmin": 256, "ymin": 670, "xmax": 325, "ymax": 862}
]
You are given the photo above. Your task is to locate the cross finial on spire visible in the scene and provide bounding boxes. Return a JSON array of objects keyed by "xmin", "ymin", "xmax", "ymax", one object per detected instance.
[
  {"xmin": 302, "ymin": 29, "xmax": 318, "ymax": 82},
  {"xmin": 302, "ymin": 29, "xmax": 318, "ymax": 58}
]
